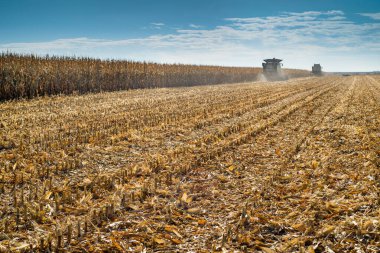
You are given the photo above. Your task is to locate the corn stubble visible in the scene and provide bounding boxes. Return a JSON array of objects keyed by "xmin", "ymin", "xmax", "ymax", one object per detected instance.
[{"xmin": 0, "ymin": 75, "xmax": 379, "ymax": 252}]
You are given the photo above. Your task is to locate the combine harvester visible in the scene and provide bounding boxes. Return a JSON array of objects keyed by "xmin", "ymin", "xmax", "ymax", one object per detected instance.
[
  {"xmin": 312, "ymin": 64, "xmax": 323, "ymax": 76},
  {"xmin": 262, "ymin": 58, "xmax": 288, "ymax": 81}
]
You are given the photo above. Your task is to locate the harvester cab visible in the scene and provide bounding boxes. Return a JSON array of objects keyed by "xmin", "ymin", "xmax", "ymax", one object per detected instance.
[{"xmin": 262, "ymin": 58, "xmax": 287, "ymax": 81}]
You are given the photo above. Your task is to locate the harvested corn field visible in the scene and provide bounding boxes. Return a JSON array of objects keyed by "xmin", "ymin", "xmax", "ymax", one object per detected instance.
[{"xmin": 0, "ymin": 75, "xmax": 379, "ymax": 252}]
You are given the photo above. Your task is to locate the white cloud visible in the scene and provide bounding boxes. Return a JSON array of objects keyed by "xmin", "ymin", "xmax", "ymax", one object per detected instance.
[
  {"xmin": 189, "ymin": 24, "xmax": 203, "ymax": 28},
  {"xmin": 150, "ymin": 22, "xmax": 165, "ymax": 29},
  {"xmin": 151, "ymin": 22, "xmax": 165, "ymax": 26},
  {"xmin": 284, "ymin": 10, "xmax": 345, "ymax": 16},
  {"xmin": 1, "ymin": 11, "xmax": 379, "ymax": 72},
  {"xmin": 358, "ymin": 13, "xmax": 380, "ymax": 20}
]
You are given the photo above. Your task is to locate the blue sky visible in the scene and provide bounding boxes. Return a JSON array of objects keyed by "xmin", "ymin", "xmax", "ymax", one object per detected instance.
[{"xmin": 1, "ymin": 0, "xmax": 380, "ymax": 71}]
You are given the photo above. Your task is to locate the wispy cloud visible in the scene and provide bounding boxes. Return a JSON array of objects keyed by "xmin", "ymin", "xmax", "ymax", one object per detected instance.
[
  {"xmin": 189, "ymin": 24, "xmax": 203, "ymax": 28},
  {"xmin": 283, "ymin": 10, "xmax": 345, "ymax": 16},
  {"xmin": 1, "ymin": 11, "xmax": 379, "ymax": 71},
  {"xmin": 150, "ymin": 22, "xmax": 165, "ymax": 29},
  {"xmin": 358, "ymin": 12, "xmax": 380, "ymax": 20},
  {"xmin": 151, "ymin": 22, "xmax": 165, "ymax": 26}
]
